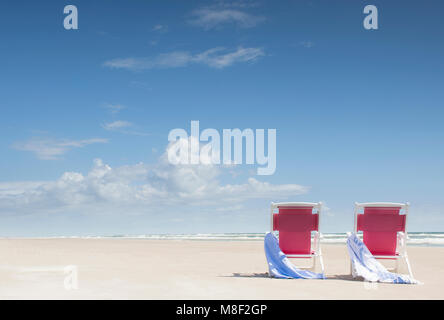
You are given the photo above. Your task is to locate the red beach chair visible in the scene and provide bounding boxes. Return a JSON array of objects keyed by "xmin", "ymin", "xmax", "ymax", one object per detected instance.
[
  {"xmin": 270, "ymin": 202, "xmax": 324, "ymax": 273},
  {"xmin": 353, "ymin": 202, "xmax": 413, "ymax": 277}
]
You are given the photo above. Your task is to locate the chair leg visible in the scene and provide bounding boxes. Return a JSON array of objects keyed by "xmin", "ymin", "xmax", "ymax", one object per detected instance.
[
  {"xmin": 319, "ymin": 253, "xmax": 325, "ymax": 275},
  {"xmin": 311, "ymin": 254, "xmax": 324, "ymax": 274},
  {"xmin": 404, "ymin": 255, "xmax": 414, "ymax": 279},
  {"xmin": 397, "ymin": 231, "xmax": 413, "ymax": 277}
]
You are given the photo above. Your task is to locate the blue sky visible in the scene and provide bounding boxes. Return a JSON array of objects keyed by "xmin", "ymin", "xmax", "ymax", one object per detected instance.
[{"xmin": 0, "ymin": 0, "xmax": 443, "ymax": 236}]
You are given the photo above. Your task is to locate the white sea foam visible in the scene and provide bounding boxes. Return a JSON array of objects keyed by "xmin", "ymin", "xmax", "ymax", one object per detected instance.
[{"xmin": 25, "ymin": 232, "xmax": 444, "ymax": 246}]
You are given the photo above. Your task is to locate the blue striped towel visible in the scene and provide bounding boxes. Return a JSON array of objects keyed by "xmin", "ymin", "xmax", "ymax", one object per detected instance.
[{"xmin": 264, "ymin": 232, "xmax": 325, "ymax": 279}]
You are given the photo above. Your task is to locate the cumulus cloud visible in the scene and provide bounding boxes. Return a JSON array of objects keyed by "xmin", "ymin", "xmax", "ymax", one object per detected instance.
[
  {"xmin": 1, "ymin": 138, "xmax": 308, "ymax": 215},
  {"xmin": 189, "ymin": 8, "xmax": 265, "ymax": 29},
  {"xmin": 13, "ymin": 138, "xmax": 108, "ymax": 160},
  {"xmin": 103, "ymin": 47, "xmax": 265, "ymax": 71}
]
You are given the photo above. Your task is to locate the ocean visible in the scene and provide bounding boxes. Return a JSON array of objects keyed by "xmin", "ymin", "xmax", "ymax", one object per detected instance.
[{"xmin": 64, "ymin": 232, "xmax": 444, "ymax": 246}]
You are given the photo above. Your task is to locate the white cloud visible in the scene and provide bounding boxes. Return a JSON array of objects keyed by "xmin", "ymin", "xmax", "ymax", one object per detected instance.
[
  {"xmin": 103, "ymin": 52, "xmax": 191, "ymax": 70},
  {"xmin": 189, "ymin": 8, "xmax": 265, "ymax": 29},
  {"xmin": 152, "ymin": 24, "xmax": 168, "ymax": 33},
  {"xmin": 13, "ymin": 138, "xmax": 108, "ymax": 160},
  {"xmin": 129, "ymin": 81, "xmax": 152, "ymax": 89},
  {"xmin": 103, "ymin": 47, "xmax": 265, "ymax": 71},
  {"xmin": 194, "ymin": 47, "xmax": 264, "ymax": 68},
  {"xmin": 103, "ymin": 104, "xmax": 126, "ymax": 114},
  {"xmin": 102, "ymin": 120, "xmax": 133, "ymax": 131},
  {"xmin": 101, "ymin": 120, "xmax": 150, "ymax": 136},
  {"xmin": 1, "ymin": 138, "xmax": 308, "ymax": 215},
  {"xmin": 300, "ymin": 41, "xmax": 315, "ymax": 48}
]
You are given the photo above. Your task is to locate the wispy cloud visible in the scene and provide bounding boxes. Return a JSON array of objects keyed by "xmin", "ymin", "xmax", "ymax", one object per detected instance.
[
  {"xmin": 101, "ymin": 120, "xmax": 150, "ymax": 136},
  {"xmin": 13, "ymin": 138, "xmax": 108, "ymax": 160},
  {"xmin": 189, "ymin": 8, "xmax": 265, "ymax": 29},
  {"xmin": 152, "ymin": 24, "xmax": 168, "ymax": 33},
  {"xmin": 103, "ymin": 103, "xmax": 126, "ymax": 114},
  {"xmin": 129, "ymin": 81, "xmax": 152, "ymax": 90},
  {"xmin": 300, "ymin": 41, "xmax": 315, "ymax": 48},
  {"xmin": 102, "ymin": 120, "xmax": 133, "ymax": 131},
  {"xmin": 103, "ymin": 47, "xmax": 265, "ymax": 71},
  {"xmin": 195, "ymin": 47, "xmax": 264, "ymax": 68}
]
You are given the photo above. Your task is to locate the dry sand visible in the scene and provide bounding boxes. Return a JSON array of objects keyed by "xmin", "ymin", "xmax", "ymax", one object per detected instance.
[{"xmin": 0, "ymin": 239, "xmax": 442, "ymax": 299}]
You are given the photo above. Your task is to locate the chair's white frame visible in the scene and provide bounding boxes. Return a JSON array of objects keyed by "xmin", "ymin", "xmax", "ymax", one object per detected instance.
[
  {"xmin": 270, "ymin": 202, "xmax": 324, "ymax": 274},
  {"xmin": 352, "ymin": 202, "xmax": 413, "ymax": 278}
]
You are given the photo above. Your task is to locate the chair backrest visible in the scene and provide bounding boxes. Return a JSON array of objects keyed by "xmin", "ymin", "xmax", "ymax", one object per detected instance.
[
  {"xmin": 271, "ymin": 202, "xmax": 321, "ymax": 255},
  {"xmin": 354, "ymin": 202, "xmax": 408, "ymax": 256}
]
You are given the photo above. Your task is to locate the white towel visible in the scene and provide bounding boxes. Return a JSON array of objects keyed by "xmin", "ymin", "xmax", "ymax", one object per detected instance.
[{"xmin": 347, "ymin": 233, "xmax": 419, "ymax": 284}]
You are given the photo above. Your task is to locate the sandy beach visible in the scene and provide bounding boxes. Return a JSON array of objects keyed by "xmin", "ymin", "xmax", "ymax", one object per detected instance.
[{"xmin": 0, "ymin": 239, "xmax": 442, "ymax": 299}]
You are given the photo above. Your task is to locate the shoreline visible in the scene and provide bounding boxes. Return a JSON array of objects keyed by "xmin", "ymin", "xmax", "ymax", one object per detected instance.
[{"xmin": 0, "ymin": 236, "xmax": 442, "ymax": 248}]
